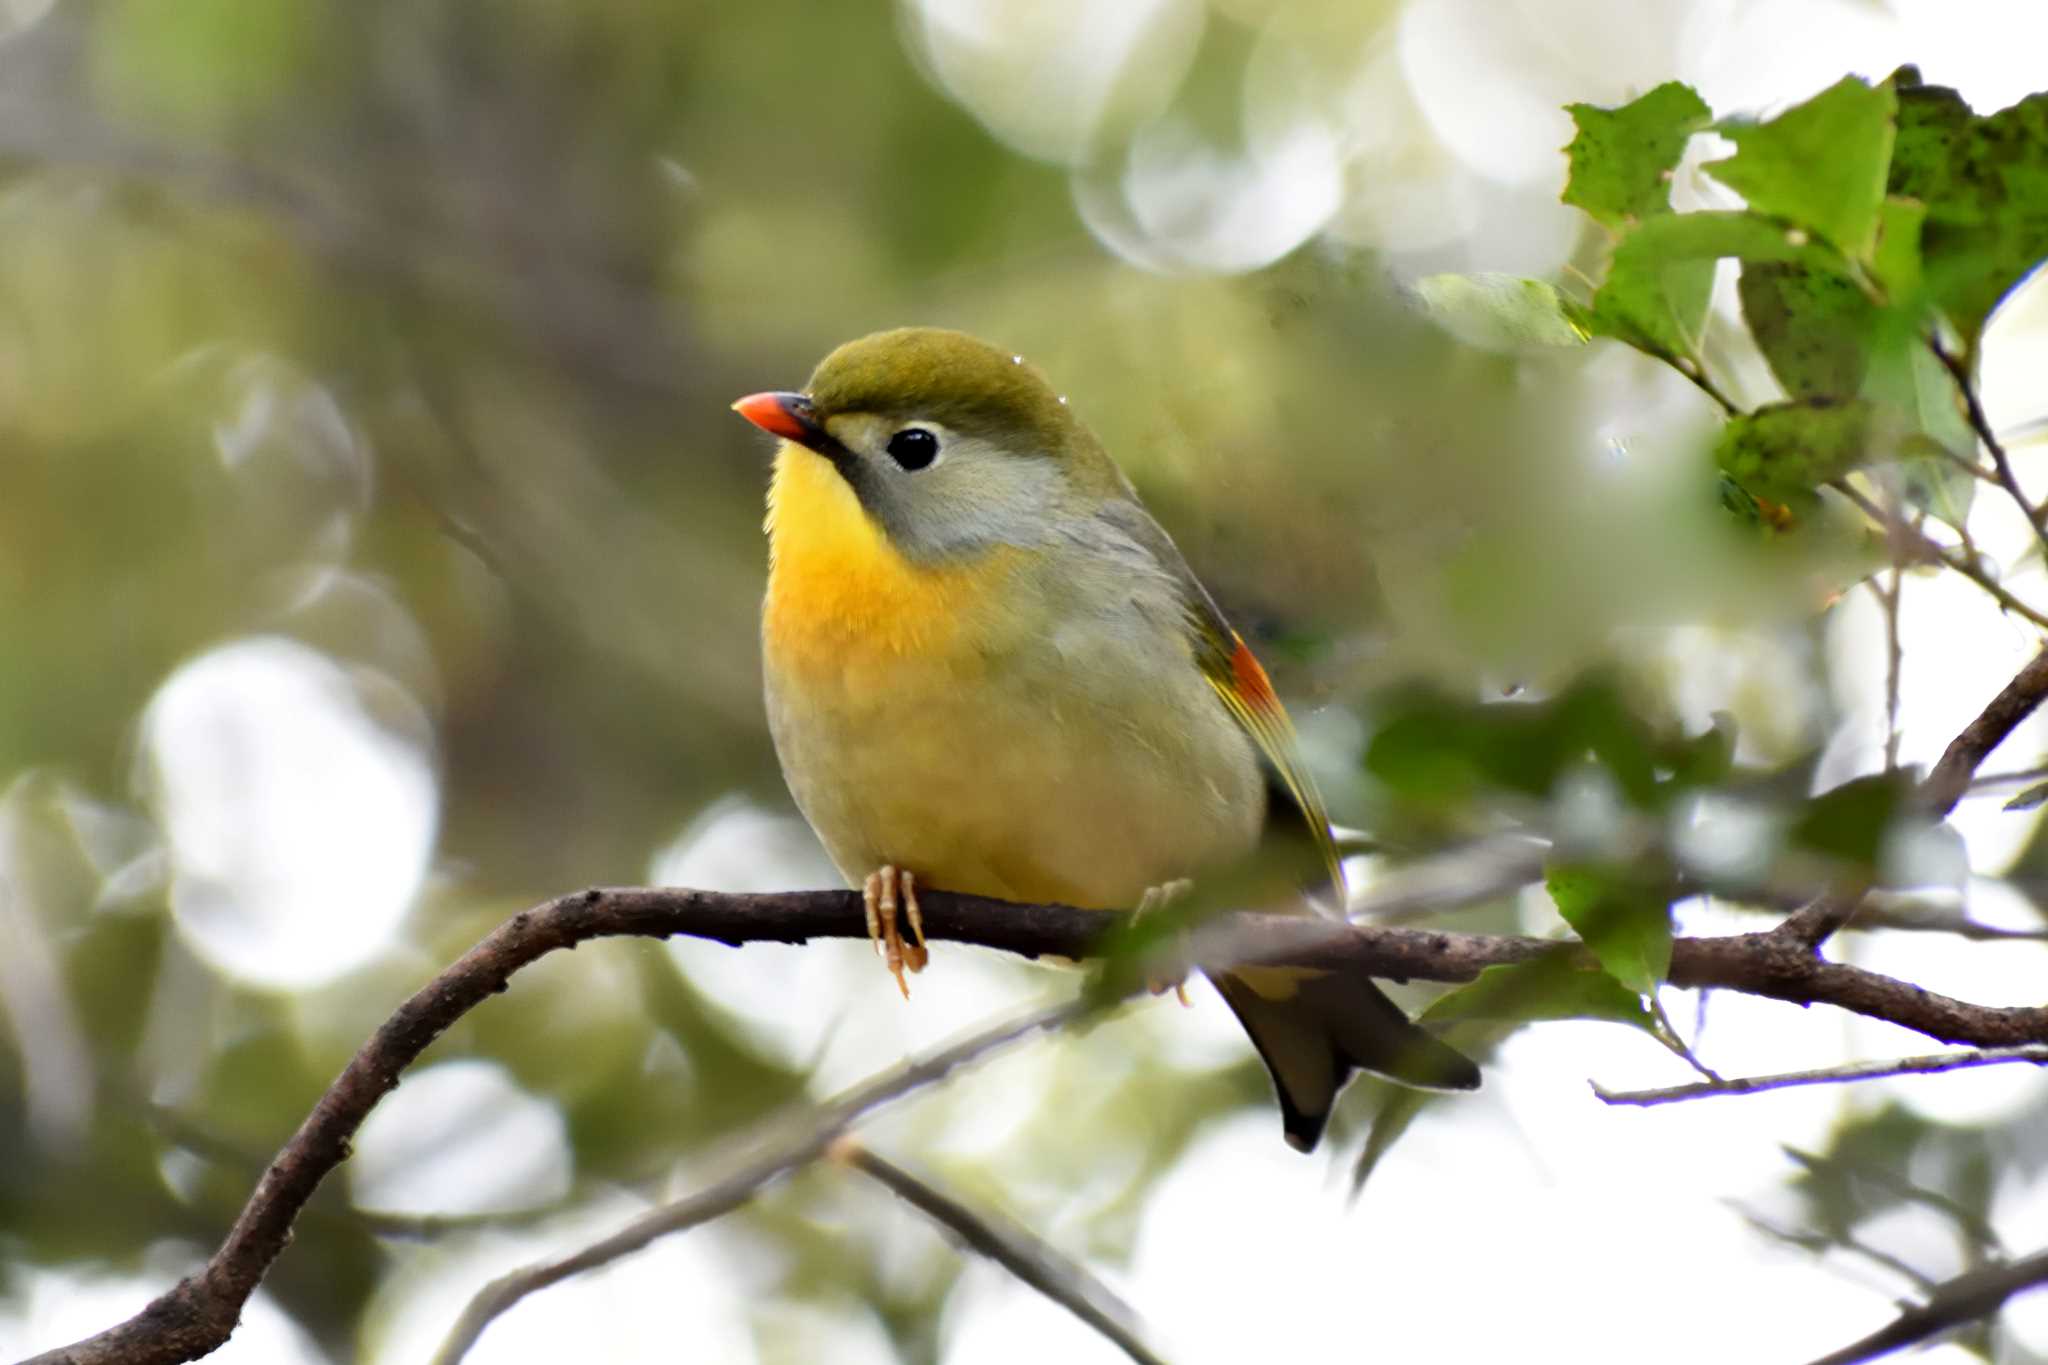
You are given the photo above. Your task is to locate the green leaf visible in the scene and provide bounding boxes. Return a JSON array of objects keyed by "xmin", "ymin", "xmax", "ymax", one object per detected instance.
[
  {"xmin": 1364, "ymin": 675, "xmax": 1661, "ymax": 810},
  {"xmin": 1790, "ymin": 771, "xmax": 1912, "ymax": 867},
  {"xmin": 1706, "ymin": 76, "xmax": 1898, "ymax": 261},
  {"xmin": 1410, "ymin": 273, "xmax": 1591, "ymax": 352},
  {"xmin": 1715, "ymin": 397, "xmax": 1881, "ymax": 500},
  {"xmin": 1546, "ymin": 861, "xmax": 1673, "ymax": 996},
  {"xmin": 1740, "ymin": 262, "xmax": 1876, "ymax": 399},
  {"xmin": 1353, "ymin": 956, "xmax": 1655, "ymax": 1193},
  {"xmin": 1872, "ymin": 196, "xmax": 1927, "ymax": 300},
  {"xmin": 1422, "ymin": 955, "xmax": 1658, "ymax": 1029},
  {"xmin": 1589, "ymin": 211, "xmax": 1844, "ymax": 365},
  {"xmin": 2004, "ymin": 782, "xmax": 2048, "ymax": 813},
  {"xmin": 1664, "ymin": 713, "xmax": 1738, "ymax": 790},
  {"xmin": 1562, "ymin": 82, "xmax": 1713, "ymax": 229},
  {"xmin": 1887, "ymin": 70, "xmax": 2048, "ymax": 350},
  {"xmin": 1862, "ymin": 319, "xmax": 1978, "ymax": 529}
]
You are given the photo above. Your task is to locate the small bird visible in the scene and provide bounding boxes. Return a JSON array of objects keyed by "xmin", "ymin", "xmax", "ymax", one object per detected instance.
[{"xmin": 733, "ymin": 327, "xmax": 1478, "ymax": 1151}]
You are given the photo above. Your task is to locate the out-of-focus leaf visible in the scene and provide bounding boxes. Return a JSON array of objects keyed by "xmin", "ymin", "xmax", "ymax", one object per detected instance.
[
  {"xmin": 1665, "ymin": 712, "xmax": 1738, "ymax": 790},
  {"xmin": 1364, "ymin": 677, "xmax": 1723, "ymax": 815},
  {"xmin": 1706, "ymin": 76, "xmax": 1897, "ymax": 260},
  {"xmin": 1740, "ymin": 262, "xmax": 1876, "ymax": 399},
  {"xmin": 1790, "ymin": 771, "xmax": 1913, "ymax": 868},
  {"xmin": 1562, "ymin": 82, "xmax": 1714, "ymax": 229},
  {"xmin": 1422, "ymin": 955, "xmax": 1658, "ymax": 1030},
  {"xmin": 1546, "ymin": 862, "xmax": 1673, "ymax": 995},
  {"xmin": 1715, "ymin": 398, "xmax": 1880, "ymax": 500},
  {"xmin": 1887, "ymin": 68, "xmax": 2048, "ymax": 349},
  {"xmin": 92, "ymin": 0, "xmax": 323, "ymax": 133},
  {"xmin": 2005, "ymin": 782, "xmax": 2048, "ymax": 813},
  {"xmin": 1354, "ymin": 956, "xmax": 1655, "ymax": 1193},
  {"xmin": 1410, "ymin": 273, "xmax": 1591, "ymax": 352}
]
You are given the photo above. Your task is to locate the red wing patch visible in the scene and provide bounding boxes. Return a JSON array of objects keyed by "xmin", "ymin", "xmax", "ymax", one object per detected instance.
[{"xmin": 1228, "ymin": 635, "xmax": 1283, "ymax": 718}]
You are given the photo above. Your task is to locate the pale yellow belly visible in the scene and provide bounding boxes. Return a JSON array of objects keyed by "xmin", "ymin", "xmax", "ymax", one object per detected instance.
[{"xmin": 765, "ymin": 636, "xmax": 1264, "ymax": 910}]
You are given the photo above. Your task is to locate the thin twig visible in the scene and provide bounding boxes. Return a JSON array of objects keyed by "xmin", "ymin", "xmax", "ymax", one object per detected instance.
[
  {"xmin": 1930, "ymin": 335, "xmax": 2048, "ymax": 554},
  {"xmin": 1594, "ymin": 1047, "xmax": 2048, "ymax": 1106},
  {"xmin": 429, "ymin": 998, "xmax": 1091, "ymax": 1365},
  {"xmin": 1827, "ymin": 479, "xmax": 2048, "ymax": 633},
  {"xmin": 1804, "ymin": 1246, "xmax": 2048, "ymax": 1365},
  {"xmin": 834, "ymin": 1141, "xmax": 1170, "ymax": 1365}
]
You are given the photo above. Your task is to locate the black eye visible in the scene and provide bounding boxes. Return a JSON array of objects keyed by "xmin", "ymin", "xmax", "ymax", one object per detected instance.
[{"xmin": 885, "ymin": 427, "xmax": 939, "ymax": 470}]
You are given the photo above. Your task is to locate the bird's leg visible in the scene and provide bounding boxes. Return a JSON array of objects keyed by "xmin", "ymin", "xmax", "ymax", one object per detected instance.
[
  {"xmin": 1134, "ymin": 879, "xmax": 1195, "ymax": 1007},
  {"xmin": 863, "ymin": 865, "xmax": 929, "ymax": 998}
]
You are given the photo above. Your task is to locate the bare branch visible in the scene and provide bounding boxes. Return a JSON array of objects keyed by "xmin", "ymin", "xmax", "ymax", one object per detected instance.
[
  {"xmin": 1827, "ymin": 480, "xmax": 2048, "ymax": 634},
  {"xmin": 1804, "ymin": 1246, "xmax": 2048, "ymax": 1365},
  {"xmin": 429, "ymin": 997, "xmax": 1089, "ymax": 1365},
  {"xmin": 1594, "ymin": 1047, "xmax": 2048, "ymax": 1106},
  {"xmin": 835, "ymin": 1141, "xmax": 1170, "ymax": 1365},
  {"xmin": 1920, "ymin": 645, "xmax": 2048, "ymax": 817},
  {"xmin": 1929, "ymin": 336, "xmax": 2048, "ymax": 554}
]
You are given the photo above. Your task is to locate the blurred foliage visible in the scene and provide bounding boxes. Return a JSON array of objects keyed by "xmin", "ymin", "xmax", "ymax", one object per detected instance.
[{"xmin": 0, "ymin": 0, "xmax": 2045, "ymax": 1361}]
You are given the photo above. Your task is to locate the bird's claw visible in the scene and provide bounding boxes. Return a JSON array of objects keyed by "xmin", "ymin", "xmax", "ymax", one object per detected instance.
[
  {"xmin": 863, "ymin": 865, "xmax": 928, "ymax": 997},
  {"xmin": 1135, "ymin": 879, "xmax": 1194, "ymax": 1007}
]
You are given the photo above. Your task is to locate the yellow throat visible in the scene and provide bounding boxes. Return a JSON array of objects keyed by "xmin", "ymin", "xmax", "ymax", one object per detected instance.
[{"xmin": 762, "ymin": 444, "xmax": 1022, "ymax": 674}]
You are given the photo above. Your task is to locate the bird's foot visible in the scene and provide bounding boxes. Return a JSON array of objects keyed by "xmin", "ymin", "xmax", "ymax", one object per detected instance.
[
  {"xmin": 862, "ymin": 865, "xmax": 929, "ymax": 998},
  {"xmin": 1134, "ymin": 879, "xmax": 1195, "ymax": 1006}
]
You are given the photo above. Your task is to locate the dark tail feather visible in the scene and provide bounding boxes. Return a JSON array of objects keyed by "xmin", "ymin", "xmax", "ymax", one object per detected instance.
[{"xmin": 1213, "ymin": 966, "xmax": 1480, "ymax": 1153}]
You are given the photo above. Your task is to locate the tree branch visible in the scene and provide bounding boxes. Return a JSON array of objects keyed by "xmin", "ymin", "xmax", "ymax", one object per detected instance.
[
  {"xmin": 1804, "ymin": 1246, "xmax": 2048, "ymax": 1365},
  {"xmin": 1593, "ymin": 1047, "xmax": 2048, "ymax": 1106},
  {"xmin": 834, "ymin": 1140, "xmax": 1170, "ymax": 1365},
  {"xmin": 429, "ymin": 997, "xmax": 1091, "ymax": 1365},
  {"xmin": 27, "ymin": 881, "xmax": 2048, "ymax": 1364}
]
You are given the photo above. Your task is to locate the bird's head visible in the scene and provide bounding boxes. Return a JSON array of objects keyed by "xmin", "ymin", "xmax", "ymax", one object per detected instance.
[{"xmin": 734, "ymin": 327, "xmax": 1122, "ymax": 562}]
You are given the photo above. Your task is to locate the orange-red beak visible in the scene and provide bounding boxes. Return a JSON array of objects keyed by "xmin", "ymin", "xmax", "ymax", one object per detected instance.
[{"xmin": 732, "ymin": 391, "xmax": 821, "ymax": 447}]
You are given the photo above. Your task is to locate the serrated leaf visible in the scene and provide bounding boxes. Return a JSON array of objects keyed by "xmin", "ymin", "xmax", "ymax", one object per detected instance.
[
  {"xmin": 1716, "ymin": 398, "xmax": 1881, "ymax": 500},
  {"xmin": 1740, "ymin": 262, "xmax": 1876, "ymax": 399},
  {"xmin": 1411, "ymin": 273, "xmax": 1590, "ymax": 352},
  {"xmin": 1707, "ymin": 76, "xmax": 1897, "ymax": 261},
  {"xmin": 1589, "ymin": 210, "xmax": 1846, "ymax": 366},
  {"xmin": 1562, "ymin": 82, "xmax": 1713, "ymax": 229},
  {"xmin": 1546, "ymin": 862, "xmax": 1673, "ymax": 996},
  {"xmin": 1888, "ymin": 70, "xmax": 2048, "ymax": 350}
]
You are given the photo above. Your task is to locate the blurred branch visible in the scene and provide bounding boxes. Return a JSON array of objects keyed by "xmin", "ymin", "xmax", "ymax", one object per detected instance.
[
  {"xmin": 833, "ymin": 1140, "xmax": 1170, "ymax": 1365},
  {"xmin": 1804, "ymin": 1246, "xmax": 2048, "ymax": 1365},
  {"xmin": 429, "ymin": 997, "xmax": 1089, "ymax": 1365},
  {"xmin": 28, "ymin": 873, "xmax": 2048, "ymax": 1363},
  {"xmin": 1593, "ymin": 1047, "xmax": 2048, "ymax": 1106},
  {"xmin": 1775, "ymin": 640, "xmax": 2048, "ymax": 947}
]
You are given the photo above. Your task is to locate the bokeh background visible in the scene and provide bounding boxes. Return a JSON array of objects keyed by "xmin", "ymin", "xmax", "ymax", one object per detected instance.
[{"xmin": 5, "ymin": 0, "xmax": 2048, "ymax": 1360}]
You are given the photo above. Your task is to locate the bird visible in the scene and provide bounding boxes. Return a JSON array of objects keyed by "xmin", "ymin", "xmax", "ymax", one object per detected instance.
[{"xmin": 732, "ymin": 327, "xmax": 1479, "ymax": 1151}]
